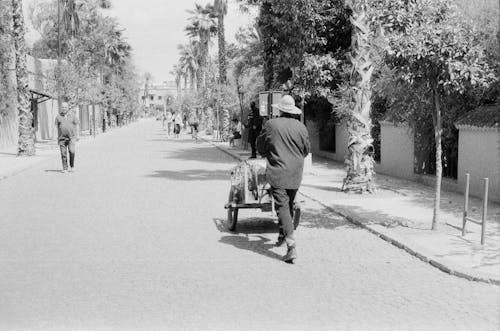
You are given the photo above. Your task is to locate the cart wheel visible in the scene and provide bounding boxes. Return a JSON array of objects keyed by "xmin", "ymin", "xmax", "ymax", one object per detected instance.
[
  {"xmin": 293, "ymin": 202, "xmax": 301, "ymax": 230},
  {"xmin": 227, "ymin": 190, "xmax": 239, "ymax": 231}
]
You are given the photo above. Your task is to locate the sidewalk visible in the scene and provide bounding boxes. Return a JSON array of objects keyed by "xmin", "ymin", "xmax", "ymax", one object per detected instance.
[
  {"xmin": 0, "ymin": 125, "xmax": 129, "ymax": 181},
  {"xmin": 202, "ymin": 134, "xmax": 500, "ymax": 285}
]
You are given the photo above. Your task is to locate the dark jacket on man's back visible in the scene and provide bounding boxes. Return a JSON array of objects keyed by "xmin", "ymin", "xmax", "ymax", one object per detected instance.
[{"xmin": 256, "ymin": 117, "xmax": 311, "ymax": 189}]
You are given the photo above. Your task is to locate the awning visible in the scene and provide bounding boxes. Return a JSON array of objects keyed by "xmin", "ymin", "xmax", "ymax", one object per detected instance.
[{"xmin": 30, "ymin": 89, "xmax": 52, "ymax": 104}]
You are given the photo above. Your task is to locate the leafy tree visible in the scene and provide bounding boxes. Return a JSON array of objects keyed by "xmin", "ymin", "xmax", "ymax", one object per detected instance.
[
  {"xmin": 29, "ymin": 0, "xmax": 139, "ymax": 132},
  {"xmin": 246, "ymin": 0, "xmax": 351, "ymax": 90},
  {"xmin": 232, "ymin": 25, "xmax": 264, "ymax": 116},
  {"xmin": 376, "ymin": 0, "xmax": 497, "ymax": 228}
]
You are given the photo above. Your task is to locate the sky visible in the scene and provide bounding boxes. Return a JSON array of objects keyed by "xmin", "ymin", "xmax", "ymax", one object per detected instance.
[
  {"xmin": 107, "ymin": 0, "xmax": 256, "ymax": 83},
  {"xmin": 24, "ymin": 0, "xmax": 255, "ymax": 83}
]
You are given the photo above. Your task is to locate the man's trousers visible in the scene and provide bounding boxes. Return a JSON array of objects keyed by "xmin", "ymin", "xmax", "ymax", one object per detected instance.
[
  {"xmin": 272, "ymin": 187, "xmax": 298, "ymax": 247},
  {"xmin": 59, "ymin": 137, "xmax": 75, "ymax": 170}
]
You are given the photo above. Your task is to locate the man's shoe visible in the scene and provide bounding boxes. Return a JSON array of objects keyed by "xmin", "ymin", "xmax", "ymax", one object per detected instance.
[
  {"xmin": 69, "ymin": 167, "xmax": 74, "ymax": 172},
  {"xmin": 283, "ymin": 246, "xmax": 297, "ymax": 264},
  {"xmin": 275, "ymin": 234, "xmax": 286, "ymax": 247},
  {"xmin": 61, "ymin": 169, "xmax": 68, "ymax": 174}
]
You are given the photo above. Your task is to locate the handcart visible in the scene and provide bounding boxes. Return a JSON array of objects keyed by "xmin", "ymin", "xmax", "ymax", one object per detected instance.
[{"xmin": 224, "ymin": 159, "xmax": 300, "ymax": 231}]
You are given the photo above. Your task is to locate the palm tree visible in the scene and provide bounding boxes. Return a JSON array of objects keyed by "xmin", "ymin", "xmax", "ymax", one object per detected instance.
[
  {"xmin": 185, "ymin": 3, "xmax": 217, "ymax": 90},
  {"xmin": 61, "ymin": 0, "xmax": 80, "ymax": 37},
  {"xmin": 170, "ymin": 64, "xmax": 184, "ymax": 99},
  {"xmin": 12, "ymin": 0, "xmax": 35, "ymax": 156},
  {"xmin": 213, "ymin": 0, "xmax": 228, "ymax": 84},
  {"xmin": 143, "ymin": 72, "xmax": 152, "ymax": 106},
  {"xmin": 178, "ymin": 41, "xmax": 199, "ymax": 91},
  {"xmin": 105, "ymin": 26, "xmax": 132, "ymax": 71},
  {"xmin": 342, "ymin": 1, "xmax": 376, "ymax": 193}
]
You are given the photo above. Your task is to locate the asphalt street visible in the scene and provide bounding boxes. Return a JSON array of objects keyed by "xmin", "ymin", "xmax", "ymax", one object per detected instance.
[{"xmin": 1, "ymin": 119, "xmax": 499, "ymax": 330}]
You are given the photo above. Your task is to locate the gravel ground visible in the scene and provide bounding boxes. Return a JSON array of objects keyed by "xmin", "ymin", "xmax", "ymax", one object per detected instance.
[{"xmin": 0, "ymin": 119, "xmax": 499, "ymax": 331}]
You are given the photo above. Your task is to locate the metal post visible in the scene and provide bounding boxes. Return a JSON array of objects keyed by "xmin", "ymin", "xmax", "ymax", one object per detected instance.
[
  {"xmin": 481, "ymin": 178, "xmax": 489, "ymax": 245},
  {"xmin": 462, "ymin": 173, "xmax": 470, "ymax": 236}
]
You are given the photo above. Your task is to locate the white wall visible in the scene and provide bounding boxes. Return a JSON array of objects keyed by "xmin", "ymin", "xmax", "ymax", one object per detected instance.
[
  {"xmin": 377, "ymin": 121, "xmax": 415, "ymax": 179},
  {"xmin": 305, "ymin": 120, "xmax": 348, "ymax": 162},
  {"xmin": 306, "ymin": 120, "xmax": 320, "ymax": 154},
  {"xmin": 36, "ymin": 99, "xmax": 59, "ymax": 141},
  {"xmin": 457, "ymin": 128, "xmax": 500, "ymax": 202}
]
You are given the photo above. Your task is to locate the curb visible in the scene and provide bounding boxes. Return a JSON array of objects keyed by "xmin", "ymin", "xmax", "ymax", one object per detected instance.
[{"xmin": 205, "ymin": 138, "xmax": 500, "ymax": 286}]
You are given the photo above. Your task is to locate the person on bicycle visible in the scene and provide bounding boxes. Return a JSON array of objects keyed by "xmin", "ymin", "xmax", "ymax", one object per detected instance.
[
  {"xmin": 257, "ymin": 95, "xmax": 310, "ymax": 264},
  {"xmin": 189, "ymin": 112, "xmax": 200, "ymax": 141}
]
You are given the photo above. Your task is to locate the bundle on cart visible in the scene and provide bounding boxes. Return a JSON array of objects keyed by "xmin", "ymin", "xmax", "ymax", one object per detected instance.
[
  {"xmin": 229, "ymin": 159, "xmax": 270, "ymax": 204},
  {"xmin": 224, "ymin": 158, "xmax": 302, "ymax": 231}
]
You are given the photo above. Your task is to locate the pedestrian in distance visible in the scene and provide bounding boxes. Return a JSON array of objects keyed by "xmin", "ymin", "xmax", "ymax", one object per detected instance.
[
  {"xmin": 173, "ymin": 111, "xmax": 183, "ymax": 138},
  {"xmin": 189, "ymin": 112, "xmax": 200, "ymax": 142},
  {"xmin": 183, "ymin": 113, "xmax": 188, "ymax": 132},
  {"xmin": 229, "ymin": 117, "xmax": 242, "ymax": 147},
  {"xmin": 257, "ymin": 95, "xmax": 311, "ymax": 264},
  {"xmin": 247, "ymin": 101, "xmax": 263, "ymax": 158},
  {"xmin": 54, "ymin": 102, "xmax": 80, "ymax": 173},
  {"xmin": 165, "ymin": 109, "xmax": 173, "ymax": 136},
  {"xmin": 161, "ymin": 111, "xmax": 167, "ymax": 129}
]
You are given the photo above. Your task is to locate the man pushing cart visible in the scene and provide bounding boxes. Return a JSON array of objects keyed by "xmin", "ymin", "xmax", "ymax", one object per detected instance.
[{"xmin": 225, "ymin": 95, "xmax": 310, "ymax": 264}]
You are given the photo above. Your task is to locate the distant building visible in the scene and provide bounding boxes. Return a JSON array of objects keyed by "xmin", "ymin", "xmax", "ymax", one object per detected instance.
[{"xmin": 140, "ymin": 82, "xmax": 177, "ymax": 113}]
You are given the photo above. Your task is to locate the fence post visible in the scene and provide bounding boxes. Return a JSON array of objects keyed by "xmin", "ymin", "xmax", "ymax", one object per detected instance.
[
  {"xmin": 481, "ymin": 178, "xmax": 489, "ymax": 245},
  {"xmin": 462, "ymin": 173, "xmax": 470, "ymax": 236}
]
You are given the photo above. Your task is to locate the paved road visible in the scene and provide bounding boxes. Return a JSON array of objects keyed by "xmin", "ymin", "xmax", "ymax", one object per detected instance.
[{"xmin": 1, "ymin": 119, "xmax": 499, "ymax": 330}]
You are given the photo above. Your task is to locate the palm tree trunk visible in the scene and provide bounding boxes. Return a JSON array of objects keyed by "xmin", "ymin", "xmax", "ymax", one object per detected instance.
[
  {"xmin": 190, "ymin": 69, "xmax": 196, "ymax": 92},
  {"xmin": 12, "ymin": 0, "xmax": 35, "ymax": 156},
  {"xmin": 175, "ymin": 74, "xmax": 181, "ymax": 99},
  {"xmin": 222, "ymin": 107, "xmax": 230, "ymax": 140},
  {"xmin": 198, "ymin": 39, "xmax": 209, "ymax": 90},
  {"xmin": 431, "ymin": 81, "xmax": 442, "ymax": 230},
  {"xmin": 196, "ymin": 67, "xmax": 202, "ymax": 90},
  {"xmin": 343, "ymin": 4, "xmax": 375, "ymax": 193},
  {"xmin": 218, "ymin": 14, "xmax": 227, "ymax": 84}
]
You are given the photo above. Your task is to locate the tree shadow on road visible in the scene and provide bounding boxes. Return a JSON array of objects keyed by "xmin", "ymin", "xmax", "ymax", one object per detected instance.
[
  {"xmin": 146, "ymin": 169, "xmax": 229, "ymax": 181},
  {"xmin": 301, "ymin": 183, "xmax": 343, "ymax": 193},
  {"xmin": 298, "ymin": 208, "xmax": 357, "ymax": 230},
  {"xmin": 162, "ymin": 144, "xmax": 237, "ymax": 164}
]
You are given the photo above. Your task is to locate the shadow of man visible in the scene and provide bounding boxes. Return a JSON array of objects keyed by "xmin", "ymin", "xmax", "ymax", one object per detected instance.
[{"xmin": 219, "ymin": 235, "xmax": 283, "ymax": 261}]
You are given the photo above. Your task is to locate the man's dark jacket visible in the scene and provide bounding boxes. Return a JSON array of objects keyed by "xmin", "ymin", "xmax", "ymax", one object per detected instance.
[
  {"xmin": 247, "ymin": 110, "xmax": 263, "ymax": 142},
  {"xmin": 257, "ymin": 117, "xmax": 311, "ymax": 189}
]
